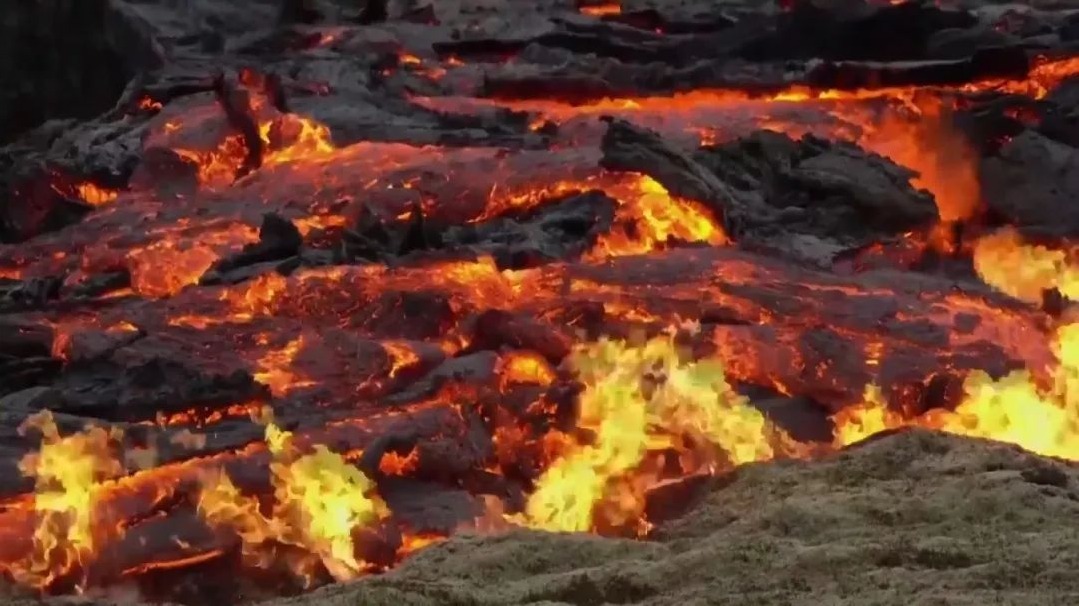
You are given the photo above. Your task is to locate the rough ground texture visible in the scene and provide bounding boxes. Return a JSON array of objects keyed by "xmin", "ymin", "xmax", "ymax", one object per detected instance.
[{"xmin": 258, "ymin": 429, "xmax": 1079, "ymax": 606}]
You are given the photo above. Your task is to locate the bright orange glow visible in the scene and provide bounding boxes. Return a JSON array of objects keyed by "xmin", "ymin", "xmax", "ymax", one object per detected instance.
[
  {"xmin": 169, "ymin": 109, "xmax": 337, "ymax": 190},
  {"xmin": 74, "ymin": 183, "xmax": 119, "ymax": 207},
  {"xmin": 149, "ymin": 400, "xmax": 267, "ymax": 428},
  {"xmin": 260, "ymin": 114, "xmax": 336, "ymax": 167},
  {"xmin": 580, "ymin": 2, "xmax": 621, "ymax": 16},
  {"xmin": 126, "ymin": 244, "xmax": 220, "ymax": 298},
  {"xmin": 254, "ymin": 336, "xmax": 315, "ymax": 396},
  {"xmin": 382, "ymin": 341, "xmax": 421, "ymax": 379},
  {"xmin": 498, "ymin": 351, "xmax": 556, "ymax": 390},
  {"xmin": 126, "ymin": 224, "xmax": 259, "ymax": 298},
  {"xmin": 588, "ymin": 175, "xmax": 728, "ymax": 258},
  {"xmin": 378, "ymin": 448, "xmax": 420, "ymax": 476},
  {"xmin": 137, "ymin": 97, "xmax": 163, "ymax": 111},
  {"xmin": 969, "ymin": 56, "xmax": 1079, "ymax": 100}
]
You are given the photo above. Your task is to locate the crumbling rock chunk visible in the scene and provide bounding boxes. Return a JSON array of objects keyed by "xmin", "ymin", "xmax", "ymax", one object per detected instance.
[
  {"xmin": 203, "ymin": 213, "xmax": 303, "ymax": 282},
  {"xmin": 806, "ymin": 46, "xmax": 1030, "ymax": 90},
  {"xmin": 466, "ymin": 310, "xmax": 573, "ymax": 363},
  {"xmin": 600, "ymin": 119, "xmax": 938, "ymax": 266},
  {"xmin": 600, "ymin": 117, "xmax": 745, "ymax": 216},
  {"xmin": 0, "ymin": 275, "xmax": 64, "ymax": 313},
  {"xmin": 0, "ymin": 164, "xmax": 95, "ymax": 244},
  {"xmin": 698, "ymin": 130, "xmax": 938, "ymax": 237},
  {"xmin": 980, "ymin": 129, "xmax": 1079, "ymax": 238},
  {"xmin": 344, "ymin": 191, "xmax": 616, "ymax": 267},
  {"xmin": 63, "ymin": 270, "xmax": 132, "ymax": 300},
  {"xmin": 1036, "ymin": 77, "xmax": 1079, "ymax": 148},
  {"xmin": 445, "ymin": 191, "xmax": 617, "ymax": 268}
]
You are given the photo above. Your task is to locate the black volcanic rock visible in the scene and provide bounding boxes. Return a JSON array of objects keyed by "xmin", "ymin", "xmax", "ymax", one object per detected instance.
[
  {"xmin": 981, "ymin": 129, "xmax": 1079, "ymax": 238},
  {"xmin": 0, "ymin": 0, "xmax": 158, "ymax": 144},
  {"xmin": 600, "ymin": 119, "xmax": 938, "ymax": 266}
]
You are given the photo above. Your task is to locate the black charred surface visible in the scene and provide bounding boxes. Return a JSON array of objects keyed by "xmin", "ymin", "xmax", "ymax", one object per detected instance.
[{"xmin": 43, "ymin": 358, "xmax": 269, "ymax": 422}]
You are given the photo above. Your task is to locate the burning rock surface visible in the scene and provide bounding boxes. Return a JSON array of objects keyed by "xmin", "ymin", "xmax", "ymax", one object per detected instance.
[
  {"xmin": 20, "ymin": 429, "xmax": 1079, "ymax": 605},
  {"xmin": 279, "ymin": 430, "xmax": 1079, "ymax": 606},
  {"xmin": 4, "ymin": 0, "xmax": 1079, "ymax": 602}
]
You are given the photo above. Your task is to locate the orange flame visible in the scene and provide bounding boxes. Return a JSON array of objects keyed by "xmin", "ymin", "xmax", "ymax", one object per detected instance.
[
  {"xmin": 6, "ymin": 412, "xmax": 125, "ymax": 590},
  {"xmin": 972, "ymin": 227, "xmax": 1079, "ymax": 304},
  {"xmin": 198, "ymin": 420, "xmax": 390, "ymax": 584},
  {"xmin": 516, "ymin": 333, "xmax": 796, "ymax": 535},
  {"xmin": 834, "ymin": 323, "xmax": 1079, "ymax": 460}
]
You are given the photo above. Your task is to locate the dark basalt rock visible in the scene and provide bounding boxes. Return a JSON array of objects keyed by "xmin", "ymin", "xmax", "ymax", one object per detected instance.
[
  {"xmin": 0, "ymin": 0, "xmax": 162, "ymax": 144},
  {"xmin": 45, "ymin": 357, "xmax": 269, "ymax": 422},
  {"xmin": 600, "ymin": 118, "xmax": 938, "ymax": 266},
  {"xmin": 981, "ymin": 129, "xmax": 1079, "ymax": 238}
]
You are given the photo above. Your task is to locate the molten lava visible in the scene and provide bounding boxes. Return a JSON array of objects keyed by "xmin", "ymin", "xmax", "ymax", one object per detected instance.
[
  {"xmin": 7, "ymin": 4, "xmax": 1079, "ymax": 601},
  {"xmin": 973, "ymin": 227, "xmax": 1079, "ymax": 304}
]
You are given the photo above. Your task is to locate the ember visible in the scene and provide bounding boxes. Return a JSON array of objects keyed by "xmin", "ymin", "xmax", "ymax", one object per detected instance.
[{"xmin": 3, "ymin": 0, "xmax": 1079, "ymax": 603}]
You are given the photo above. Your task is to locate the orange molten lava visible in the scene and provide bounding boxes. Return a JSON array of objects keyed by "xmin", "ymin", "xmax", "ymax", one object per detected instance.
[
  {"xmin": 254, "ymin": 335, "xmax": 316, "ymax": 396},
  {"xmin": 498, "ymin": 351, "xmax": 556, "ymax": 390},
  {"xmin": 74, "ymin": 183, "xmax": 120, "ymax": 207},
  {"xmin": 580, "ymin": 2, "xmax": 621, "ymax": 16}
]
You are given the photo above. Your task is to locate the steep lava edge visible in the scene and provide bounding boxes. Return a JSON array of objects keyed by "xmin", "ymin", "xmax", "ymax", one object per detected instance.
[{"xmin": 3, "ymin": 39, "xmax": 1079, "ymax": 604}]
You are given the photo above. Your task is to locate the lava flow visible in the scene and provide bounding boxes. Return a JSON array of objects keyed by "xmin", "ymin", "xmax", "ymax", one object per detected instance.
[{"xmin": 4, "ymin": 0, "xmax": 1079, "ymax": 603}]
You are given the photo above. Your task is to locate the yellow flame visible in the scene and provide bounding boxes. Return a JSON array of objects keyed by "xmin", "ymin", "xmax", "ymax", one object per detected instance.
[
  {"xmin": 10, "ymin": 411, "xmax": 124, "ymax": 589},
  {"xmin": 198, "ymin": 420, "xmax": 389, "ymax": 583},
  {"xmin": 518, "ymin": 334, "xmax": 791, "ymax": 534},
  {"xmin": 834, "ymin": 323, "xmax": 1079, "ymax": 460},
  {"xmin": 972, "ymin": 227, "xmax": 1079, "ymax": 303}
]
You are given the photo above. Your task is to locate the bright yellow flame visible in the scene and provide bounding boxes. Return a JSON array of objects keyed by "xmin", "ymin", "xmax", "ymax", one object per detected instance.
[
  {"xmin": 198, "ymin": 420, "xmax": 389, "ymax": 583},
  {"xmin": 519, "ymin": 334, "xmax": 791, "ymax": 534},
  {"xmin": 10, "ymin": 411, "xmax": 124, "ymax": 589},
  {"xmin": 589, "ymin": 175, "xmax": 727, "ymax": 259},
  {"xmin": 833, "ymin": 323, "xmax": 1079, "ymax": 461},
  {"xmin": 972, "ymin": 227, "xmax": 1079, "ymax": 303}
]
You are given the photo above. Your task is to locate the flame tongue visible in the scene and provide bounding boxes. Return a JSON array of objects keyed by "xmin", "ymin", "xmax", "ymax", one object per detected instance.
[
  {"xmin": 198, "ymin": 418, "xmax": 389, "ymax": 584},
  {"xmin": 10, "ymin": 411, "xmax": 124, "ymax": 590},
  {"xmin": 519, "ymin": 333, "xmax": 795, "ymax": 535},
  {"xmin": 833, "ymin": 322, "xmax": 1079, "ymax": 460}
]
